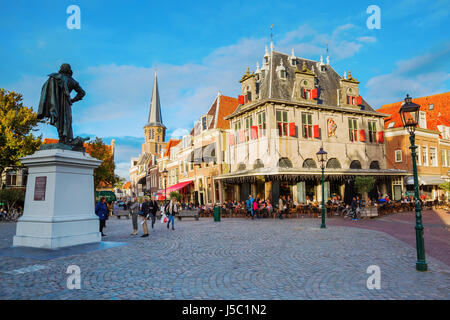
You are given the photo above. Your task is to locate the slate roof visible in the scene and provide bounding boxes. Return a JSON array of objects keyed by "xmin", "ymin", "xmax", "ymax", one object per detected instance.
[
  {"xmin": 146, "ymin": 72, "xmax": 165, "ymax": 128},
  {"xmin": 229, "ymin": 50, "xmax": 376, "ymax": 117},
  {"xmin": 377, "ymin": 92, "xmax": 450, "ymax": 131}
]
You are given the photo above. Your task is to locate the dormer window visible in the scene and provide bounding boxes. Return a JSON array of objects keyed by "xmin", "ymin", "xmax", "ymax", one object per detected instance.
[
  {"xmin": 418, "ymin": 111, "xmax": 427, "ymax": 129},
  {"xmin": 290, "ymin": 58, "xmax": 297, "ymax": 66},
  {"xmin": 428, "ymin": 104, "xmax": 434, "ymax": 110},
  {"xmin": 276, "ymin": 60, "xmax": 286, "ymax": 79},
  {"xmin": 321, "ymin": 65, "xmax": 326, "ymax": 72}
]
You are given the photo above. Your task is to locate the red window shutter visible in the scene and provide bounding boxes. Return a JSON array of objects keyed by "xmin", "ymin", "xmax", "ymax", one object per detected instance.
[
  {"xmin": 313, "ymin": 125, "xmax": 320, "ymax": 138},
  {"xmin": 378, "ymin": 131, "xmax": 384, "ymax": 143},
  {"xmin": 312, "ymin": 88, "xmax": 318, "ymax": 99},
  {"xmin": 238, "ymin": 95, "xmax": 244, "ymax": 104},
  {"xmin": 228, "ymin": 134, "xmax": 234, "ymax": 146},
  {"xmin": 251, "ymin": 126, "xmax": 258, "ymax": 140},
  {"xmin": 359, "ymin": 129, "xmax": 366, "ymax": 142},
  {"xmin": 356, "ymin": 95, "xmax": 362, "ymax": 105},
  {"xmin": 289, "ymin": 122, "xmax": 296, "ymax": 137}
]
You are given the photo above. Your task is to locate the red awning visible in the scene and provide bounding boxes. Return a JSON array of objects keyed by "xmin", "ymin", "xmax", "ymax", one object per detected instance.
[{"xmin": 160, "ymin": 180, "xmax": 193, "ymax": 194}]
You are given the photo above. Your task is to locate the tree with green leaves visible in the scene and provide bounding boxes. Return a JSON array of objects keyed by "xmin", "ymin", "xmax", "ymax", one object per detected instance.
[
  {"xmin": 0, "ymin": 89, "xmax": 42, "ymax": 184},
  {"xmin": 169, "ymin": 191, "xmax": 182, "ymax": 202},
  {"xmin": 114, "ymin": 176, "xmax": 126, "ymax": 189},
  {"xmin": 354, "ymin": 176, "xmax": 376, "ymax": 201},
  {"xmin": 0, "ymin": 188, "xmax": 25, "ymax": 212},
  {"xmin": 88, "ymin": 137, "xmax": 119, "ymax": 190},
  {"xmin": 439, "ymin": 182, "xmax": 450, "ymax": 193}
]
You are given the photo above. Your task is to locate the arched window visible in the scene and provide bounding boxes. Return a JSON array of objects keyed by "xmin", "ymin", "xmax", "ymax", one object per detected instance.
[
  {"xmin": 370, "ymin": 161, "xmax": 380, "ymax": 169},
  {"xmin": 350, "ymin": 160, "xmax": 362, "ymax": 169},
  {"xmin": 326, "ymin": 158, "xmax": 341, "ymax": 169},
  {"xmin": 253, "ymin": 159, "xmax": 264, "ymax": 169},
  {"xmin": 302, "ymin": 158, "xmax": 317, "ymax": 168},
  {"xmin": 278, "ymin": 157, "xmax": 293, "ymax": 168}
]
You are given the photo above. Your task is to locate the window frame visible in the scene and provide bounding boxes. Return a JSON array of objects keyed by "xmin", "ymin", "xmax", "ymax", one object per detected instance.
[
  {"xmin": 301, "ymin": 113, "xmax": 313, "ymax": 139},
  {"xmin": 395, "ymin": 150, "xmax": 403, "ymax": 163},
  {"xmin": 348, "ymin": 118, "xmax": 358, "ymax": 142},
  {"xmin": 276, "ymin": 110, "xmax": 289, "ymax": 137},
  {"xmin": 368, "ymin": 121, "xmax": 377, "ymax": 143},
  {"xmin": 257, "ymin": 111, "xmax": 266, "ymax": 137},
  {"xmin": 430, "ymin": 147, "xmax": 438, "ymax": 167},
  {"xmin": 422, "ymin": 146, "xmax": 428, "ymax": 166}
]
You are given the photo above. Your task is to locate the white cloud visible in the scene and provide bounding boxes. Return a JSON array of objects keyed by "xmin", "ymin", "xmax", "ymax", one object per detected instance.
[
  {"xmin": 357, "ymin": 36, "xmax": 376, "ymax": 43},
  {"xmin": 365, "ymin": 45, "xmax": 450, "ymax": 108}
]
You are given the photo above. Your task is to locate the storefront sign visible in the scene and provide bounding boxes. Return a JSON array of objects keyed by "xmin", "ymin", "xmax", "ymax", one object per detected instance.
[{"xmin": 34, "ymin": 176, "xmax": 47, "ymax": 201}]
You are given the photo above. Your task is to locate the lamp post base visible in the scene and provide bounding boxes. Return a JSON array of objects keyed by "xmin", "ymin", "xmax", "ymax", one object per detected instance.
[{"xmin": 416, "ymin": 261, "xmax": 428, "ymax": 272}]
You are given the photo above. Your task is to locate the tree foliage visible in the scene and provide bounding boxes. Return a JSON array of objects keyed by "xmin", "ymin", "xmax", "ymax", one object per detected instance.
[
  {"xmin": 354, "ymin": 176, "xmax": 376, "ymax": 195},
  {"xmin": 169, "ymin": 191, "xmax": 182, "ymax": 202},
  {"xmin": 88, "ymin": 137, "xmax": 118, "ymax": 190},
  {"xmin": 439, "ymin": 182, "xmax": 450, "ymax": 193},
  {"xmin": 0, "ymin": 89, "xmax": 42, "ymax": 180},
  {"xmin": 0, "ymin": 188, "xmax": 25, "ymax": 212},
  {"xmin": 114, "ymin": 176, "xmax": 126, "ymax": 189}
]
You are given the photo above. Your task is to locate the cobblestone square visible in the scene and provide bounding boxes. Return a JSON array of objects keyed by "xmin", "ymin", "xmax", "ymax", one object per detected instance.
[{"xmin": 0, "ymin": 216, "xmax": 449, "ymax": 300}]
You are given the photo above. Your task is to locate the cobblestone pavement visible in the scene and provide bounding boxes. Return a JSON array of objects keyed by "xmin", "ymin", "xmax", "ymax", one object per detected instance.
[
  {"xmin": 0, "ymin": 216, "xmax": 449, "ymax": 300},
  {"xmin": 328, "ymin": 209, "xmax": 450, "ymax": 266}
]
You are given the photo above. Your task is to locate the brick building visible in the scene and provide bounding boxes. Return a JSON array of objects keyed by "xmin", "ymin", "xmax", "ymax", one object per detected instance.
[{"xmin": 377, "ymin": 92, "xmax": 450, "ymax": 200}]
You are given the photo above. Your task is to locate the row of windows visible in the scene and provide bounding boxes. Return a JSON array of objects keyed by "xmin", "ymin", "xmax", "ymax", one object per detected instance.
[
  {"xmin": 395, "ymin": 147, "xmax": 450, "ymax": 167},
  {"xmin": 232, "ymin": 110, "xmax": 380, "ymax": 143}
]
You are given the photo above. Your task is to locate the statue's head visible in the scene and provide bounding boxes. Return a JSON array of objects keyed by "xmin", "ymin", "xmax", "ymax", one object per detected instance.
[{"xmin": 59, "ymin": 63, "xmax": 73, "ymax": 76}]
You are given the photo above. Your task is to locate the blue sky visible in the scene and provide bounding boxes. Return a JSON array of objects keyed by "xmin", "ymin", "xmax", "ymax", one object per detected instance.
[{"xmin": 1, "ymin": 0, "xmax": 449, "ymax": 179}]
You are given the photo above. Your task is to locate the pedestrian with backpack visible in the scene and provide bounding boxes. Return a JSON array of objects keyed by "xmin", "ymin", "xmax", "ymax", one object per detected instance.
[{"xmin": 140, "ymin": 198, "xmax": 150, "ymax": 237}]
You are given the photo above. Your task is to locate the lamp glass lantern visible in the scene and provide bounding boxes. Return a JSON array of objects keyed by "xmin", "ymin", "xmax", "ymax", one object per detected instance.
[
  {"xmin": 399, "ymin": 94, "xmax": 420, "ymax": 133},
  {"xmin": 316, "ymin": 147, "xmax": 328, "ymax": 169}
]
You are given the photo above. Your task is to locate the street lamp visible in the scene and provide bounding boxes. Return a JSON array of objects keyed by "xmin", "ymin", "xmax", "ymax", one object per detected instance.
[
  {"xmin": 162, "ymin": 168, "xmax": 168, "ymax": 207},
  {"xmin": 316, "ymin": 146, "xmax": 328, "ymax": 229},
  {"xmin": 399, "ymin": 94, "xmax": 427, "ymax": 272}
]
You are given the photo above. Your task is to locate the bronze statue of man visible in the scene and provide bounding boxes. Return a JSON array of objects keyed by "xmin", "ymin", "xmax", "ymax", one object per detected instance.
[{"xmin": 37, "ymin": 63, "xmax": 85, "ymax": 145}]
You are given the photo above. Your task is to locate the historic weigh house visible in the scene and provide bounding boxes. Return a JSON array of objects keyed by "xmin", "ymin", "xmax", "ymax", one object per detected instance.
[{"xmin": 215, "ymin": 43, "xmax": 406, "ymax": 204}]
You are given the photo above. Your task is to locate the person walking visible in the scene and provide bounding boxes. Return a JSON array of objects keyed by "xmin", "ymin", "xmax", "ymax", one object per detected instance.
[
  {"xmin": 149, "ymin": 195, "xmax": 159, "ymax": 229},
  {"xmin": 129, "ymin": 197, "xmax": 139, "ymax": 235},
  {"xmin": 166, "ymin": 197, "xmax": 179, "ymax": 231},
  {"xmin": 95, "ymin": 197, "xmax": 109, "ymax": 237},
  {"xmin": 140, "ymin": 198, "xmax": 150, "ymax": 237}
]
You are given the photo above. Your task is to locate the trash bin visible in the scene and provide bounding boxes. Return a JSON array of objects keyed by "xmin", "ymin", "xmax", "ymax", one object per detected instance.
[{"xmin": 213, "ymin": 206, "xmax": 221, "ymax": 222}]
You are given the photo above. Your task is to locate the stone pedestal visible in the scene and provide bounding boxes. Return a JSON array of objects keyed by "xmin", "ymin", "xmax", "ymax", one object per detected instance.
[{"xmin": 13, "ymin": 149, "xmax": 102, "ymax": 249}]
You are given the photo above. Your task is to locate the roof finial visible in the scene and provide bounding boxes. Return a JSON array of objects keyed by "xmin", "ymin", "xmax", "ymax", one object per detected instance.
[
  {"xmin": 270, "ymin": 24, "xmax": 274, "ymax": 51},
  {"xmin": 320, "ymin": 55, "xmax": 323, "ymax": 63},
  {"xmin": 326, "ymin": 41, "xmax": 330, "ymax": 65},
  {"xmin": 343, "ymin": 71, "xmax": 347, "ymax": 79}
]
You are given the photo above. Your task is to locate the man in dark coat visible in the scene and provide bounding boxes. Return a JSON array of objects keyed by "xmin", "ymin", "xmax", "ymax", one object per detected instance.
[
  {"xmin": 95, "ymin": 197, "xmax": 109, "ymax": 236},
  {"xmin": 37, "ymin": 63, "xmax": 85, "ymax": 145},
  {"xmin": 148, "ymin": 195, "xmax": 159, "ymax": 229}
]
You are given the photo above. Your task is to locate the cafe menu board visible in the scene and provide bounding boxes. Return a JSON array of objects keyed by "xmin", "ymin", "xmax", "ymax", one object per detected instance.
[{"xmin": 34, "ymin": 176, "xmax": 47, "ymax": 201}]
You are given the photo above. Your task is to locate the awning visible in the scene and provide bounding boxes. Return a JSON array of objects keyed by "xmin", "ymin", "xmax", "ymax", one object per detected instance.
[
  {"xmin": 160, "ymin": 180, "xmax": 194, "ymax": 194},
  {"xmin": 405, "ymin": 175, "xmax": 445, "ymax": 186}
]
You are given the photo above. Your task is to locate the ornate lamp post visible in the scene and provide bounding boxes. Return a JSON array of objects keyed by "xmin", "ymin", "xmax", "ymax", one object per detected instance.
[
  {"xmin": 162, "ymin": 168, "xmax": 168, "ymax": 207},
  {"xmin": 316, "ymin": 146, "xmax": 328, "ymax": 229},
  {"xmin": 399, "ymin": 94, "xmax": 428, "ymax": 272}
]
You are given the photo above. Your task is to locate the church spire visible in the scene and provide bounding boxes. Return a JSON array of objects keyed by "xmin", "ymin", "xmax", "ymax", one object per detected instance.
[{"xmin": 147, "ymin": 72, "xmax": 165, "ymax": 128}]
